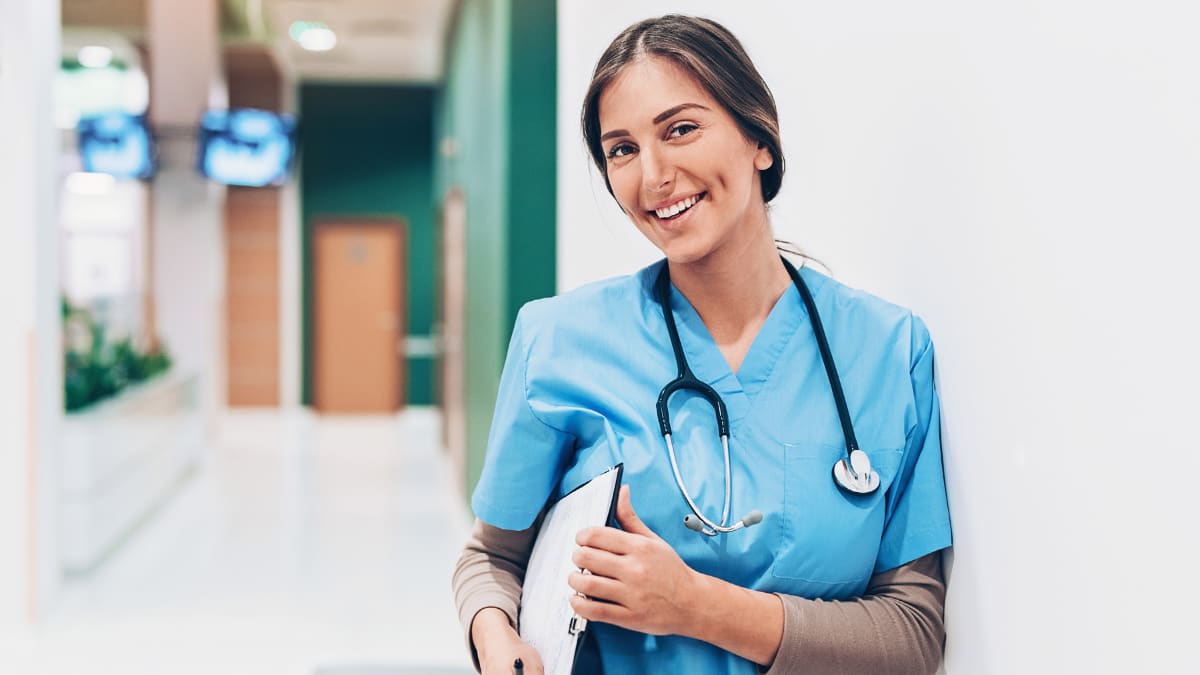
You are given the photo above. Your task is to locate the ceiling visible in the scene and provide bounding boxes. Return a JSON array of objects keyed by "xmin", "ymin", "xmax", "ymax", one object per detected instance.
[
  {"xmin": 62, "ymin": 0, "xmax": 459, "ymax": 83},
  {"xmin": 263, "ymin": 0, "xmax": 457, "ymax": 82}
]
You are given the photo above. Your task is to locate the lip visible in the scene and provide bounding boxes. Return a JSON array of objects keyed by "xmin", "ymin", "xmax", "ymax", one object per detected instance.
[
  {"xmin": 646, "ymin": 191, "xmax": 705, "ymax": 213},
  {"xmin": 648, "ymin": 191, "xmax": 706, "ymax": 229}
]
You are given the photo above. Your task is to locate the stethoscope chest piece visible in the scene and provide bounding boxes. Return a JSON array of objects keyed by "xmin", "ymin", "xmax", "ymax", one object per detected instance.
[{"xmin": 832, "ymin": 449, "xmax": 880, "ymax": 495}]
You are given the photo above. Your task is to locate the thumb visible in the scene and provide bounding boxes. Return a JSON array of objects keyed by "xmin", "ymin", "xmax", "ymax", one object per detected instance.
[{"xmin": 615, "ymin": 485, "xmax": 658, "ymax": 538}]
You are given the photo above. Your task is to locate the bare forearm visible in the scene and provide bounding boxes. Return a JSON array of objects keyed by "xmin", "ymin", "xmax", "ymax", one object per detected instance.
[
  {"xmin": 680, "ymin": 552, "xmax": 945, "ymax": 674},
  {"xmin": 685, "ymin": 572, "xmax": 785, "ymax": 666}
]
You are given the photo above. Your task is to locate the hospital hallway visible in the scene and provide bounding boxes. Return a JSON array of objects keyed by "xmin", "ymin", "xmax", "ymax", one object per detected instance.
[{"xmin": 7, "ymin": 410, "xmax": 476, "ymax": 675}]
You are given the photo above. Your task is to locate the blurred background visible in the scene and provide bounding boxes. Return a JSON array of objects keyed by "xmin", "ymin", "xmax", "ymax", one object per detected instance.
[{"xmin": 1, "ymin": 1, "xmax": 1198, "ymax": 674}]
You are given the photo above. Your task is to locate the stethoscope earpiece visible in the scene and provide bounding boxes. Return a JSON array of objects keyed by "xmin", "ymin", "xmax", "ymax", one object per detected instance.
[{"xmin": 683, "ymin": 511, "xmax": 764, "ymax": 536}]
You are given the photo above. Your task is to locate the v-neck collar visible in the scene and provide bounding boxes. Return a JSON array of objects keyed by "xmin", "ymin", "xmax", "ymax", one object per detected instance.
[{"xmin": 666, "ymin": 277, "xmax": 806, "ymax": 424}]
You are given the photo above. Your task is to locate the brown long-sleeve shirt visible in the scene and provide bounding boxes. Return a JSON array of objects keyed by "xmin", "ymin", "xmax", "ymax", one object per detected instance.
[{"xmin": 453, "ymin": 517, "xmax": 946, "ymax": 674}]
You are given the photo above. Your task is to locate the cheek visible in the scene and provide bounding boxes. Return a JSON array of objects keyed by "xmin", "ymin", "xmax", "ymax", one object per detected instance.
[
  {"xmin": 710, "ymin": 140, "xmax": 762, "ymax": 192},
  {"xmin": 608, "ymin": 166, "xmax": 641, "ymax": 215}
]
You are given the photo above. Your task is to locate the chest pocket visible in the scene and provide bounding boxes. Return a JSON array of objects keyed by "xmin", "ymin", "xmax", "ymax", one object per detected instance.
[{"xmin": 771, "ymin": 441, "xmax": 903, "ymax": 589}]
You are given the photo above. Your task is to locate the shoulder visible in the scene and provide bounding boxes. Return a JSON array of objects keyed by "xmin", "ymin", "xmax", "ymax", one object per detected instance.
[
  {"xmin": 514, "ymin": 261, "xmax": 660, "ymax": 342},
  {"xmin": 799, "ymin": 264, "xmax": 933, "ymax": 370},
  {"xmin": 513, "ymin": 260, "xmax": 657, "ymax": 329}
]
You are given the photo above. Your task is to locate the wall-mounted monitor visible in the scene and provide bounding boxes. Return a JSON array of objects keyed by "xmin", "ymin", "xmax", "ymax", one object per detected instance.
[
  {"xmin": 197, "ymin": 108, "xmax": 297, "ymax": 187},
  {"xmin": 76, "ymin": 112, "xmax": 156, "ymax": 179}
]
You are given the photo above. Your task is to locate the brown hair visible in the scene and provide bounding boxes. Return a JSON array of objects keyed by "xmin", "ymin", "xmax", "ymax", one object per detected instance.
[{"xmin": 581, "ymin": 15, "xmax": 785, "ymax": 202}]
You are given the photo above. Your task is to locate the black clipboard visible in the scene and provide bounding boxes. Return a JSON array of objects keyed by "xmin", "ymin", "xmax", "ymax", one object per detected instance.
[{"xmin": 518, "ymin": 464, "xmax": 623, "ymax": 675}]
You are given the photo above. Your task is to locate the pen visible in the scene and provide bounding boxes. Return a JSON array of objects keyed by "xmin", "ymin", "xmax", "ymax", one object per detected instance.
[{"xmin": 513, "ymin": 657, "xmax": 524, "ymax": 675}]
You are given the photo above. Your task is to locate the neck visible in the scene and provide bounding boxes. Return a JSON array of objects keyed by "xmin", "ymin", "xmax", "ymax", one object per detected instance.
[{"xmin": 667, "ymin": 213, "xmax": 791, "ymax": 345}]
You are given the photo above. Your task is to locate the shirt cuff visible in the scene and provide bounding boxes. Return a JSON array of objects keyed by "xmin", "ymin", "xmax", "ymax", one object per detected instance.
[{"xmin": 762, "ymin": 592, "xmax": 806, "ymax": 675}]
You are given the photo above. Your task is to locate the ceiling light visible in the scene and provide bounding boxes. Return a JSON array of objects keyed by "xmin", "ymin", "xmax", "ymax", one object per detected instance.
[
  {"xmin": 77, "ymin": 46, "xmax": 113, "ymax": 69},
  {"xmin": 289, "ymin": 21, "xmax": 337, "ymax": 52},
  {"xmin": 299, "ymin": 27, "xmax": 337, "ymax": 52}
]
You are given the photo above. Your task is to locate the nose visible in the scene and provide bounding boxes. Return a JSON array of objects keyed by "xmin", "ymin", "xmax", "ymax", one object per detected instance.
[{"xmin": 640, "ymin": 145, "xmax": 673, "ymax": 198}]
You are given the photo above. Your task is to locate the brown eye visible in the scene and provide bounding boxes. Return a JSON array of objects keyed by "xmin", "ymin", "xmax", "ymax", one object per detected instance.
[
  {"xmin": 668, "ymin": 123, "xmax": 698, "ymax": 138},
  {"xmin": 606, "ymin": 143, "xmax": 635, "ymax": 159}
]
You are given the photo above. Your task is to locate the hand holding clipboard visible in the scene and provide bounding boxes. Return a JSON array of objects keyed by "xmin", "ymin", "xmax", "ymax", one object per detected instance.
[{"xmin": 518, "ymin": 465, "xmax": 623, "ymax": 675}]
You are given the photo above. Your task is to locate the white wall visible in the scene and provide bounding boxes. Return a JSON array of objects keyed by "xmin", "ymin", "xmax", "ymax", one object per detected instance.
[
  {"xmin": 559, "ymin": 2, "xmax": 1200, "ymax": 672},
  {"xmin": 0, "ymin": 0, "xmax": 62, "ymax": 627},
  {"xmin": 148, "ymin": 0, "xmax": 227, "ymax": 428}
]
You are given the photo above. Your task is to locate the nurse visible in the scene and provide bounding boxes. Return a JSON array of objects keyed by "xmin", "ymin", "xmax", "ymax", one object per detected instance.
[{"xmin": 454, "ymin": 14, "xmax": 952, "ymax": 675}]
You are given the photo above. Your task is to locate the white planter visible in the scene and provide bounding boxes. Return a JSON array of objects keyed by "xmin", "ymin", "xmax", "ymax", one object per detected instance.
[{"xmin": 58, "ymin": 370, "xmax": 204, "ymax": 575}]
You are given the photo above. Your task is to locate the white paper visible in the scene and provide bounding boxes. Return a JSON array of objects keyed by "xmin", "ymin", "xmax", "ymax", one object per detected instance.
[{"xmin": 519, "ymin": 466, "xmax": 621, "ymax": 675}]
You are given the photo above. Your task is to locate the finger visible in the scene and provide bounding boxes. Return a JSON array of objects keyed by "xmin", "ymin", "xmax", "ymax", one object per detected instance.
[
  {"xmin": 571, "ymin": 545, "xmax": 626, "ymax": 577},
  {"xmin": 615, "ymin": 484, "xmax": 658, "ymax": 539},
  {"xmin": 575, "ymin": 524, "xmax": 641, "ymax": 555},
  {"xmin": 570, "ymin": 593, "xmax": 634, "ymax": 626},
  {"xmin": 567, "ymin": 570, "xmax": 626, "ymax": 603}
]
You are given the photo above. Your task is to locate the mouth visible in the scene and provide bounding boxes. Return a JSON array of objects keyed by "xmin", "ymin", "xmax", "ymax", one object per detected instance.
[{"xmin": 648, "ymin": 191, "xmax": 707, "ymax": 224}]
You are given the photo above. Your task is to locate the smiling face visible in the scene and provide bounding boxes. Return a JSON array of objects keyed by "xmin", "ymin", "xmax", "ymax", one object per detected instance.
[{"xmin": 598, "ymin": 56, "xmax": 774, "ymax": 265}]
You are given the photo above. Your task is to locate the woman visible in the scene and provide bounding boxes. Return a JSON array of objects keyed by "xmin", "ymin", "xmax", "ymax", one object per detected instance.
[{"xmin": 454, "ymin": 15, "xmax": 951, "ymax": 675}]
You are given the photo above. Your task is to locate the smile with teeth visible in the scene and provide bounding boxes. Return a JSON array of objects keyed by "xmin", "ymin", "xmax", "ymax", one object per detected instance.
[{"xmin": 653, "ymin": 192, "xmax": 705, "ymax": 220}]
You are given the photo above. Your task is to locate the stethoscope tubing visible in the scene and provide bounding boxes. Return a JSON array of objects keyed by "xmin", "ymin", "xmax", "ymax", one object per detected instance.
[
  {"xmin": 654, "ymin": 256, "xmax": 877, "ymax": 536},
  {"xmin": 781, "ymin": 258, "xmax": 864, "ymax": 474},
  {"xmin": 664, "ymin": 433, "xmax": 742, "ymax": 534}
]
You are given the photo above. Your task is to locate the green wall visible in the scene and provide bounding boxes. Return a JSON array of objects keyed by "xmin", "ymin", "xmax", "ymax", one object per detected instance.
[
  {"xmin": 436, "ymin": 0, "xmax": 558, "ymax": 499},
  {"xmin": 300, "ymin": 84, "xmax": 437, "ymax": 406},
  {"xmin": 506, "ymin": 0, "xmax": 559, "ymax": 332}
]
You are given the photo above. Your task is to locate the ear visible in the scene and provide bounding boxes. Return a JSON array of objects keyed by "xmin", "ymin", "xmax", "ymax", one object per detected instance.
[{"xmin": 754, "ymin": 143, "xmax": 774, "ymax": 171}]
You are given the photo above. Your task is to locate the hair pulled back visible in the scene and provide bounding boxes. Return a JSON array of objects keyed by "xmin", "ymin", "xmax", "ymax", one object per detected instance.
[{"xmin": 581, "ymin": 15, "xmax": 785, "ymax": 202}]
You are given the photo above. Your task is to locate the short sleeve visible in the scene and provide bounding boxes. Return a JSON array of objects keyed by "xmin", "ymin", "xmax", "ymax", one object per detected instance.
[
  {"xmin": 874, "ymin": 318, "xmax": 953, "ymax": 573},
  {"xmin": 470, "ymin": 306, "xmax": 576, "ymax": 531}
]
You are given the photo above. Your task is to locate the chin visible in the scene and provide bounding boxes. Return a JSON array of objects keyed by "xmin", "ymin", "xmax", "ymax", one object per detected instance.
[{"xmin": 657, "ymin": 238, "xmax": 716, "ymax": 266}]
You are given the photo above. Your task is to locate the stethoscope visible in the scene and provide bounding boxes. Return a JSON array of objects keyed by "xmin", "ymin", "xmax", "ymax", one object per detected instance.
[{"xmin": 655, "ymin": 256, "xmax": 880, "ymax": 537}]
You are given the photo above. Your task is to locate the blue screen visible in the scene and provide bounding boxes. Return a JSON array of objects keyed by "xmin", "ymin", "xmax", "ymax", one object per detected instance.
[
  {"xmin": 197, "ymin": 109, "xmax": 297, "ymax": 187},
  {"xmin": 77, "ymin": 112, "xmax": 155, "ymax": 179}
]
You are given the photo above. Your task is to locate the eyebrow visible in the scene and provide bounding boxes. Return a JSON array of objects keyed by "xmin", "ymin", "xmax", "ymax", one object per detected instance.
[{"xmin": 599, "ymin": 103, "xmax": 712, "ymax": 142}]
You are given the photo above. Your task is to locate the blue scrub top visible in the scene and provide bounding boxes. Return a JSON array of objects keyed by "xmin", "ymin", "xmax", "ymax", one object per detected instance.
[{"xmin": 472, "ymin": 260, "xmax": 952, "ymax": 675}]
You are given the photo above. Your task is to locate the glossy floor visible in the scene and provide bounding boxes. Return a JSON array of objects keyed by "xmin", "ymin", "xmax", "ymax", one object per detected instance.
[{"xmin": 10, "ymin": 409, "xmax": 475, "ymax": 675}]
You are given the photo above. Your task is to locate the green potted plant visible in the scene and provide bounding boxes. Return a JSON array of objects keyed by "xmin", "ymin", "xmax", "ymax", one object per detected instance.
[{"xmin": 62, "ymin": 299, "xmax": 171, "ymax": 412}]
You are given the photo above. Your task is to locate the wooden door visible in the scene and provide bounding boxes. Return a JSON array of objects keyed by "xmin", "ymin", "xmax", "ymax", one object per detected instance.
[
  {"xmin": 437, "ymin": 189, "xmax": 467, "ymax": 483},
  {"xmin": 313, "ymin": 220, "xmax": 406, "ymax": 413}
]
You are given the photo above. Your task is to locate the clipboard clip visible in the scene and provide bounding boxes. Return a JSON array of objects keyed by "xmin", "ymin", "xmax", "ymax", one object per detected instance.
[{"xmin": 568, "ymin": 615, "xmax": 588, "ymax": 635}]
